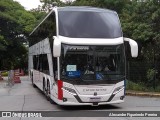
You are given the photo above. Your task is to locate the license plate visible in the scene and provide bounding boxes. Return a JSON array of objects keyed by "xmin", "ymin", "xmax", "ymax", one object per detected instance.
[{"xmin": 89, "ymin": 97, "xmax": 101, "ymax": 102}]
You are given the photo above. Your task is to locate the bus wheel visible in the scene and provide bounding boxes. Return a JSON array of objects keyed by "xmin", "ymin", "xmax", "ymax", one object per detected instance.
[
  {"xmin": 43, "ymin": 79, "xmax": 46, "ymax": 95},
  {"xmin": 46, "ymin": 81, "xmax": 55, "ymax": 104},
  {"xmin": 31, "ymin": 74, "xmax": 36, "ymax": 88},
  {"xmin": 46, "ymin": 80, "xmax": 50, "ymax": 101}
]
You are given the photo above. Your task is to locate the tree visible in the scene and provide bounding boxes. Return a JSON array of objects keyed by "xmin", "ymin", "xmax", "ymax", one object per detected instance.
[
  {"xmin": 0, "ymin": 0, "xmax": 36, "ymax": 70},
  {"xmin": 40, "ymin": 0, "xmax": 64, "ymax": 12},
  {"xmin": 120, "ymin": 0, "xmax": 160, "ymax": 61}
]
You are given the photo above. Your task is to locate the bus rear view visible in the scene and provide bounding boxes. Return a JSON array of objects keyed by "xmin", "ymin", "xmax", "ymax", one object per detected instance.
[{"xmin": 53, "ymin": 7, "xmax": 138, "ymax": 106}]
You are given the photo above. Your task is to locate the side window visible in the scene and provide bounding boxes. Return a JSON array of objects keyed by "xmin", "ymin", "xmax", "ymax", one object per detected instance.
[
  {"xmin": 33, "ymin": 55, "xmax": 39, "ymax": 70},
  {"xmin": 48, "ymin": 12, "xmax": 56, "ymax": 38},
  {"xmin": 33, "ymin": 54, "xmax": 49, "ymax": 74},
  {"xmin": 39, "ymin": 55, "xmax": 43, "ymax": 72},
  {"xmin": 33, "ymin": 55, "xmax": 36, "ymax": 69},
  {"xmin": 37, "ymin": 55, "xmax": 40, "ymax": 70},
  {"xmin": 42, "ymin": 54, "xmax": 49, "ymax": 75},
  {"xmin": 53, "ymin": 57, "xmax": 57, "ymax": 80},
  {"xmin": 48, "ymin": 12, "xmax": 56, "ymax": 51},
  {"xmin": 29, "ymin": 11, "xmax": 56, "ymax": 47}
]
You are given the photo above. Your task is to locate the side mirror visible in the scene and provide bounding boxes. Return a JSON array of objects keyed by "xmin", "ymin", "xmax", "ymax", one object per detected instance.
[
  {"xmin": 124, "ymin": 37, "xmax": 138, "ymax": 57},
  {"xmin": 53, "ymin": 36, "xmax": 61, "ymax": 57}
]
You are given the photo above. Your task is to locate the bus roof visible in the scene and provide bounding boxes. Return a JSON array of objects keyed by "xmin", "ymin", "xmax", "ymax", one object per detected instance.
[{"xmin": 57, "ymin": 6, "xmax": 116, "ymax": 13}]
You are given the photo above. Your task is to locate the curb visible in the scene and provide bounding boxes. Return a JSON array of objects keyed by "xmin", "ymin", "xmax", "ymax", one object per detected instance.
[{"xmin": 126, "ymin": 91, "xmax": 160, "ymax": 97}]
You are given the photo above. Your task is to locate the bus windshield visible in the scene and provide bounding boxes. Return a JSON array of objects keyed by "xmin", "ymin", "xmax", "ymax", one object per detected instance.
[
  {"xmin": 60, "ymin": 44, "xmax": 125, "ymax": 85},
  {"xmin": 58, "ymin": 11, "xmax": 122, "ymax": 38}
]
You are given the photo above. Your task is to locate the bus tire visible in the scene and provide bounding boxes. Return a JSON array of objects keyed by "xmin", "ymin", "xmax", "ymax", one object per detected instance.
[
  {"xmin": 31, "ymin": 74, "xmax": 36, "ymax": 88},
  {"xmin": 50, "ymin": 98, "xmax": 56, "ymax": 104},
  {"xmin": 43, "ymin": 79, "xmax": 46, "ymax": 95},
  {"xmin": 46, "ymin": 80, "xmax": 56, "ymax": 104},
  {"xmin": 46, "ymin": 80, "xmax": 50, "ymax": 101}
]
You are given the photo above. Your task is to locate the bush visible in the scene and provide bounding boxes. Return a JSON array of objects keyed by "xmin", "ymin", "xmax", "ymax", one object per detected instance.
[
  {"xmin": 126, "ymin": 80, "xmax": 146, "ymax": 91},
  {"xmin": 1, "ymin": 71, "xmax": 8, "ymax": 76},
  {"xmin": 126, "ymin": 80, "xmax": 160, "ymax": 92},
  {"xmin": 147, "ymin": 68, "xmax": 157, "ymax": 82}
]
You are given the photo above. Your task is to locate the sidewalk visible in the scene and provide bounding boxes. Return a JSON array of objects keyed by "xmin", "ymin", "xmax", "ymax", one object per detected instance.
[{"xmin": 0, "ymin": 77, "xmax": 9, "ymax": 88}]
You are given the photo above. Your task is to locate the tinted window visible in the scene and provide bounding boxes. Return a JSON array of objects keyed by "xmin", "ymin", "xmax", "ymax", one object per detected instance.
[
  {"xmin": 33, "ymin": 54, "xmax": 49, "ymax": 75},
  {"xmin": 53, "ymin": 57, "xmax": 57, "ymax": 80},
  {"xmin": 60, "ymin": 44, "xmax": 125, "ymax": 85},
  {"xmin": 58, "ymin": 11, "xmax": 122, "ymax": 38},
  {"xmin": 33, "ymin": 55, "xmax": 39, "ymax": 70},
  {"xmin": 42, "ymin": 54, "xmax": 49, "ymax": 75},
  {"xmin": 29, "ymin": 12, "xmax": 56, "ymax": 46}
]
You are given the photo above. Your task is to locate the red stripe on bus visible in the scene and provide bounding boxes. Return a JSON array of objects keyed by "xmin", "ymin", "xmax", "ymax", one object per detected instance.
[{"xmin": 58, "ymin": 80, "xmax": 63, "ymax": 100}]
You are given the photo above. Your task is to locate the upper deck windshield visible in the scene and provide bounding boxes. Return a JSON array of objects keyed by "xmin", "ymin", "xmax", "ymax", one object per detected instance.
[
  {"xmin": 60, "ymin": 44, "xmax": 125, "ymax": 85},
  {"xmin": 58, "ymin": 10, "xmax": 122, "ymax": 38}
]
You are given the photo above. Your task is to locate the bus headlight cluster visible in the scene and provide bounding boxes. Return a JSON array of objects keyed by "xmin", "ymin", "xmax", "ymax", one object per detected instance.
[
  {"xmin": 113, "ymin": 85, "xmax": 124, "ymax": 95},
  {"xmin": 62, "ymin": 87, "xmax": 77, "ymax": 95}
]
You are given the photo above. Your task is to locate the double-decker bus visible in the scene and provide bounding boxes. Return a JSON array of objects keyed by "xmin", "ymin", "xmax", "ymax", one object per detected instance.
[{"xmin": 28, "ymin": 6, "xmax": 138, "ymax": 106}]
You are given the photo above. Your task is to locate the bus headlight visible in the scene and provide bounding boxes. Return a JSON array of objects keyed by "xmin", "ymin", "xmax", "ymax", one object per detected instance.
[
  {"xmin": 62, "ymin": 87, "xmax": 77, "ymax": 95},
  {"xmin": 113, "ymin": 85, "xmax": 124, "ymax": 95}
]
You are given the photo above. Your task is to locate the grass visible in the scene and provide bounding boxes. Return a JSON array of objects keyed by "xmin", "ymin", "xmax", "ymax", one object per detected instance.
[{"xmin": 126, "ymin": 80, "xmax": 146, "ymax": 91}]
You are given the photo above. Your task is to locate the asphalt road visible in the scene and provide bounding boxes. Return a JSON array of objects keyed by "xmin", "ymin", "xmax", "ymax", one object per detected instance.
[{"xmin": 0, "ymin": 76, "xmax": 160, "ymax": 120}]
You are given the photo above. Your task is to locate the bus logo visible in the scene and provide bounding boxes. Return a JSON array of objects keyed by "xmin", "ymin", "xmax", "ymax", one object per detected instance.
[{"xmin": 69, "ymin": 46, "xmax": 89, "ymax": 51}]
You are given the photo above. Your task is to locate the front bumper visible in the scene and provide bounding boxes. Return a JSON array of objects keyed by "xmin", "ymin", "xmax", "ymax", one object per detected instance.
[{"xmin": 52, "ymin": 88, "xmax": 125, "ymax": 106}]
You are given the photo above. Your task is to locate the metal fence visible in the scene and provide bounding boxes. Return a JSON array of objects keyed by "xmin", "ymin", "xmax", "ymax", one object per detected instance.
[{"xmin": 126, "ymin": 60, "xmax": 160, "ymax": 90}]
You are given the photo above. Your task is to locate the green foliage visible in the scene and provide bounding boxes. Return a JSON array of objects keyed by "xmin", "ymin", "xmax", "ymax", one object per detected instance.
[
  {"xmin": 39, "ymin": 0, "xmax": 64, "ymax": 11},
  {"xmin": 146, "ymin": 68, "xmax": 159, "ymax": 89},
  {"xmin": 126, "ymin": 80, "xmax": 146, "ymax": 91},
  {"xmin": 1, "ymin": 71, "xmax": 8, "ymax": 76},
  {"xmin": 126, "ymin": 80, "xmax": 160, "ymax": 92},
  {"xmin": 15, "ymin": 10, "xmax": 36, "ymax": 33},
  {"xmin": 0, "ymin": 35, "xmax": 6, "ymax": 51},
  {"xmin": 29, "ymin": 10, "xmax": 47, "ymax": 28},
  {"xmin": 0, "ymin": 0, "xmax": 36, "ymax": 70},
  {"xmin": 147, "ymin": 68, "xmax": 156, "ymax": 81}
]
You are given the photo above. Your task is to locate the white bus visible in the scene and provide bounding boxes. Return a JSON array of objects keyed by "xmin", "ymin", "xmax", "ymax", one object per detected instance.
[{"xmin": 28, "ymin": 6, "xmax": 138, "ymax": 106}]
